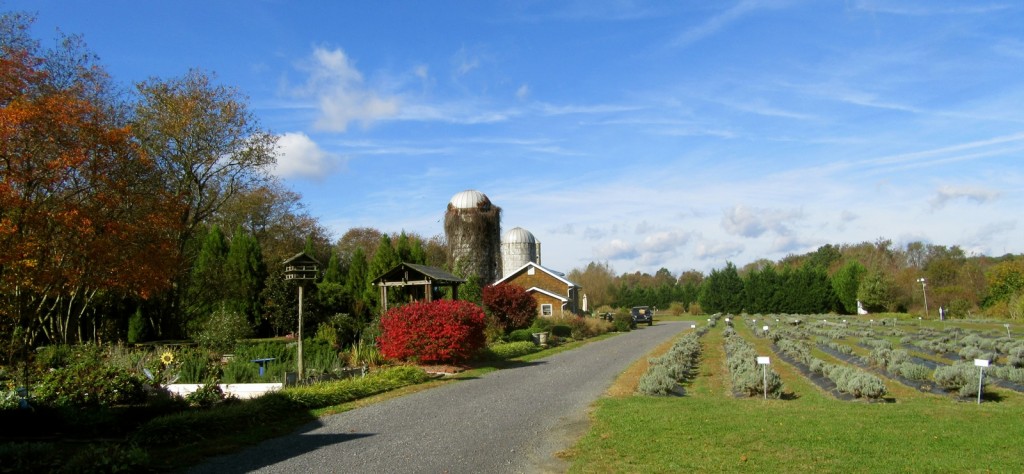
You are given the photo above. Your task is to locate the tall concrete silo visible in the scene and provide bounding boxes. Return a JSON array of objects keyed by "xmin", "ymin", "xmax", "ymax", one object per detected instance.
[
  {"xmin": 444, "ymin": 190, "xmax": 502, "ymax": 284},
  {"xmin": 501, "ymin": 227, "xmax": 541, "ymax": 279}
]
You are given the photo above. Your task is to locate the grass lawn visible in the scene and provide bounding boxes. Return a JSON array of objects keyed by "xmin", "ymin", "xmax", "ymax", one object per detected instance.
[{"xmin": 566, "ymin": 321, "xmax": 1024, "ymax": 473}]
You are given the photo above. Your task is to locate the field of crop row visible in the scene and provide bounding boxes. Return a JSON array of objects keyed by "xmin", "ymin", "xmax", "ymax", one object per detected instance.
[{"xmin": 567, "ymin": 317, "xmax": 1024, "ymax": 473}]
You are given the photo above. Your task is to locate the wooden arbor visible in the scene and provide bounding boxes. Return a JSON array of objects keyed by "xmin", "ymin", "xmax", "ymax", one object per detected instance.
[{"xmin": 373, "ymin": 262, "xmax": 466, "ymax": 312}]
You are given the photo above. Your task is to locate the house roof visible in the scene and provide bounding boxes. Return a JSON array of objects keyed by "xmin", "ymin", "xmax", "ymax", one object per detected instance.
[
  {"xmin": 372, "ymin": 262, "xmax": 466, "ymax": 285},
  {"xmin": 524, "ymin": 286, "xmax": 568, "ymax": 302},
  {"xmin": 493, "ymin": 261, "xmax": 578, "ymax": 288}
]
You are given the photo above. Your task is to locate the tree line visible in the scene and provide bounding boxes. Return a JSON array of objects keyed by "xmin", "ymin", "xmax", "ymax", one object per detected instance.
[{"xmin": 569, "ymin": 241, "xmax": 1024, "ymax": 318}]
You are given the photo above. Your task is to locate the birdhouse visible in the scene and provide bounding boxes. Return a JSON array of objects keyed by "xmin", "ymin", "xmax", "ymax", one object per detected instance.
[{"xmin": 283, "ymin": 252, "xmax": 321, "ymax": 281}]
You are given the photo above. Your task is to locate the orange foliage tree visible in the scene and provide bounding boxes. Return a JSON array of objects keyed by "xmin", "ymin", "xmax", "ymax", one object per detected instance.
[{"xmin": 0, "ymin": 15, "xmax": 181, "ymax": 348}]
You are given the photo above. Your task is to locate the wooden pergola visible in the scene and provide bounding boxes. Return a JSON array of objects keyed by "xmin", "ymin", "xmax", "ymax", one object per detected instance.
[{"xmin": 372, "ymin": 262, "xmax": 466, "ymax": 312}]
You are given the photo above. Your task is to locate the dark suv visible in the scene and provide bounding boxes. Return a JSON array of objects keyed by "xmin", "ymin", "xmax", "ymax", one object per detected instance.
[{"xmin": 631, "ymin": 306, "xmax": 653, "ymax": 326}]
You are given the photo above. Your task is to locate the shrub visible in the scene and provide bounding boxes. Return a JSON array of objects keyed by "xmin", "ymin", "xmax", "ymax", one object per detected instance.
[
  {"xmin": 550, "ymin": 325, "xmax": 572, "ymax": 338},
  {"xmin": 611, "ymin": 313, "xmax": 633, "ymax": 332},
  {"xmin": 507, "ymin": 329, "xmax": 534, "ymax": 342},
  {"xmin": 482, "ymin": 283, "xmax": 538, "ymax": 332},
  {"xmin": 185, "ymin": 382, "xmax": 225, "ymax": 408},
  {"xmin": 479, "ymin": 341, "xmax": 540, "ymax": 361},
  {"xmin": 195, "ymin": 307, "xmax": 252, "ymax": 353},
  {"xmin": 637, "ymin": 364, "xmax": 679, "ymax": 396},
  {"xmin": 897, "ymin": 362, "xmax": 933, "ymax": 382},
  {"xmin": 934, "ymin": 363, "xmax": 979, "ymax": 394},
  {"xmin": 378, "ymin": 300, "xmax": 486, "ymax": 364},
  {"xmin": 35, "ymin": 362, "xmax": 146, "ymax": 408}
]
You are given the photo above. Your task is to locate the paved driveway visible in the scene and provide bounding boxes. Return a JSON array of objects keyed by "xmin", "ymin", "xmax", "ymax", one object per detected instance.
[{"xmin": 191, "ymin": 321, "xmax": 689, "ymax": 473}]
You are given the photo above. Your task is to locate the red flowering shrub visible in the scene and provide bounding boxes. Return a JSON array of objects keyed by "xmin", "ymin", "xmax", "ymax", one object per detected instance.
[
  {"xmin": 482, "ymin": 283, "xmax": 537, "ymax": 332},
  {"xmin": 378, "ymin": 299, "xmax": 487, "ymax": 364}
]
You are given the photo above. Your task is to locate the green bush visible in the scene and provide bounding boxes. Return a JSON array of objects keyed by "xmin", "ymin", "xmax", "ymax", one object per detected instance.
[
  {"xmin": 530, "ymin": 317, "xmax": 553, "ymax": 332},
  {"xmin": 507, "ymin": 329, "xmax": 534, "ymax": 342},
  {"xmin": 550, "ymin": 325, "xmax": 572, "ymax": 338},
  {"xmin": 611, "ymin": 313, "xmax": 633, "ymax": 332},
  {"xmin": 35, "ymin": 362, "xmax": 146, "ymax": 408},
  {"xmin": 195, "ymin": 307, "xmax": 253, "ymax": 353},
  {"xmin": 184, "ymin": 383, "xmax": 225, "ymax": 408},
  {"xmin": 479, "ymin": 341, "xmax": 540, "ymax": 360}
]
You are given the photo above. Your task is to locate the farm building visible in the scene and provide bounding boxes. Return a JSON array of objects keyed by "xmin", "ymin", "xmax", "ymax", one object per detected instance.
[
  {"xmin": 444, "ymin": 189, "xmax": 502, "ymax": 285},
  {"xmin": 494, "ymin": 261, "xmax": 582, "ymax": 318}
]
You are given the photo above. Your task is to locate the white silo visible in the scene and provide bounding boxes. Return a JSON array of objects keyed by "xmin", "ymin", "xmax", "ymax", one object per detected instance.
[
  {"xmin": 444, "ymin": 190, "xmax": 502, "ymax": 284},
  {"xmin": 501, "ymin": 227, "xmax": 541, "ymax": 279}
]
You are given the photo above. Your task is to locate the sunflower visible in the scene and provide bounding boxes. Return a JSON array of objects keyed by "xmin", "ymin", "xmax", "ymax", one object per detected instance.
[{"xmin": 160, "ymin": 351, "xmax": 175, "ymax": 366}]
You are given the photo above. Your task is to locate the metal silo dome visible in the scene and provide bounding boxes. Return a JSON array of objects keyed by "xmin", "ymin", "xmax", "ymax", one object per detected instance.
[
  {"xmin": 503, "ymin": 227, "xmax": 537, "ymax": 244},
  {"xmin": 448, "ymin": 190, "xmax": 490, "ymax": 210},
  {"xmin": 501, "ymin": 227, "xmax": 541, "ymax": 278}
]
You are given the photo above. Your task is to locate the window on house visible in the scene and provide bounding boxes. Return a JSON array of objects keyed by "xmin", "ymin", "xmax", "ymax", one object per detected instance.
[{"xmin": 541, "ymin": 304, "xmax": 552, "ymax": 316}]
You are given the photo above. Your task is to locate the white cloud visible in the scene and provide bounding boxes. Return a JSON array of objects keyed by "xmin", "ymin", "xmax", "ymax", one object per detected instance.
[
  {"xmin": 721, "ymin": 205, "xmax": 802, "ymax": 238},
  {"xmin": 929, "ymin": 185, "xmax": 1001, "ymax": 210},
  {"xmin": 642, "ymin": 231, "xmax": 692, "ymax": 254},
  {"xmin": 594, "ymin": 239, "xmax": 639, "ymax": 260},
  {"xmin": 297, "ymin": 46, "xmax": 400, "ymax": 132},
  {"xmin": 275, "ymin": 132, "xmax": 343, "ymax": 179},
  {"xmin": 516, "ymin": 84, "xmax": 530, "ymax": 100},
  {"xmin": 694, "ymin": 238, "xmax": 744, "ymax": 260}
]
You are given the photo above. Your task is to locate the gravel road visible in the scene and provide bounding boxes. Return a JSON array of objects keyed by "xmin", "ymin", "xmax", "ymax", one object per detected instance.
[{"xmin": 191, "ymin": 321, "xmax": 689, "ymax": 474}]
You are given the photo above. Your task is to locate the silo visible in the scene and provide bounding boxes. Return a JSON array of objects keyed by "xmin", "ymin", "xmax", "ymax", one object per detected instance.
[
  {"xmin": 501, "ymin": 227, "xmax": 541, "ymax": 278},
  {"xmin": 444, "ymin": 190, "xmax": 502, "ymax": 284}
]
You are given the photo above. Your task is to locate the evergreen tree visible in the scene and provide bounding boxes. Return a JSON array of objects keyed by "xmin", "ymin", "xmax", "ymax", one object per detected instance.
[
  {"xmin": 699, "ymin": 262, "xmax": 745, "ymax": 314},
  {"xmin": 832, "ymin": 260, "xmax": 867, "ymax": 314},
  {"xmin": 185, "ymin": 225, "xmax": 229, "ymax": 326},
  {"xmin": 323, "ymin": 250, "xmax": 344, "ymax": 284},
  {"xmin": 224, "ymin": 226, "xmax": 266, "ymax": 325},
  {"xmin": 858, "ymin": 270, "xmax": 893, "ymax": 313}
]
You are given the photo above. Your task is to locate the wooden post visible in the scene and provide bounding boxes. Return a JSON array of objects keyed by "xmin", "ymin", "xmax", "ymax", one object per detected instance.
[{"xmin": 297, "ymin": 285, "xmax": 304, "ymax": 381}]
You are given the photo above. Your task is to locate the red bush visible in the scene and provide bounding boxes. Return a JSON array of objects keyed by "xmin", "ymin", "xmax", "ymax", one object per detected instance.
[
  {"xmin": 482, "ymin": 283, "xmax": 538, "ymax": 332},
  {"xmin": 378, "ymin": 299, "xmax": 487, "ymax": 364}
]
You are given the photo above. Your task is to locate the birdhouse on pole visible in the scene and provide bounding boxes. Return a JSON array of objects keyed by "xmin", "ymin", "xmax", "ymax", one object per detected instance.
[
  {"xmin": 282, "ymin": 252, "xmax": 320, "ymax": 382},
  {"xmin": 283, "ymin": 252, "xmax": 321, "ymax": 280}
]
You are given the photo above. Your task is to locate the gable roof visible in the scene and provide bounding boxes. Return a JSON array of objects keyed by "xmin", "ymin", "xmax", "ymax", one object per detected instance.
[
  {"xmin": 493, "ymin": 261, "xmax": 577, "ymax": 288},
  {"xmin": 524, "ymin": 286, "xmax": 568, "ymax": 302},
  {"xmin": 372, "ymin": 262, "xmax": 465, "ymax": 285}
]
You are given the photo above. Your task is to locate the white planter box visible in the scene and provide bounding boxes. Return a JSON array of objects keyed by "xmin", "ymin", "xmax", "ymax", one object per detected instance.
[{"xmin": 165, "ymin": 383, "xmax": 283, "ymax": 400}]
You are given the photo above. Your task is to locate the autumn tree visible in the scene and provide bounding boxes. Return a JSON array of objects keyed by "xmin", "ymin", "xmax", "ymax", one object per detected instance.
[
  {"xmin": 1, "ymin": 13, "xmax": 180, "ymax": 347},
  {"xmin": 482, "ymin": 283, "xmax": 537, "ymax": 332},
  {"xmin": 567, "ymin": 261, "xmax": 616, "ymax": 308}
]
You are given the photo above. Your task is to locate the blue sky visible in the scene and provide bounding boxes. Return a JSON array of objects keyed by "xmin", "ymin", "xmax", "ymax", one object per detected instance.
[{"xmin": 14, "ymin": 0, "xmax": 1024, "ymax": 275}]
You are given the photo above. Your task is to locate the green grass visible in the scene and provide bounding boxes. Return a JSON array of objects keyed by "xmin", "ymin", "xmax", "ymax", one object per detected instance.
[
  {"xmin": 569, "ymin": 396, "xmax": 1024, "ymax": 473},
  {"xmin": 567, "ymin": 323, "xmax": 1024, "ymax": 473}
]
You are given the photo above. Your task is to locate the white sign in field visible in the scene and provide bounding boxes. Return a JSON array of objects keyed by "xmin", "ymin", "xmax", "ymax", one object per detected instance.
[{"xmin": 757, "ymin": 356, "xmax": 770, "ymax": 365}]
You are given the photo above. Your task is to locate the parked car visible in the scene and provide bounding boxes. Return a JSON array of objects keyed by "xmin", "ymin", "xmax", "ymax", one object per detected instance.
[{"xmin": 631, "ymin": 306, "xmax": 653, "ymax": 326}]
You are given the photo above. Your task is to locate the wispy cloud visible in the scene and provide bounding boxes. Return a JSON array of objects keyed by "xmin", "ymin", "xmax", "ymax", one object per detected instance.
[
  {"xmin": 929, "ymin": 185, "xmax": 1002, "ymax": 210},
  {"xmin": 853, "ymin": 1, "xmax": 1013, "ymax": 16},
  {"xmin": 672, "ymin": 0, "xmax": 794, "ymax": 48}
]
